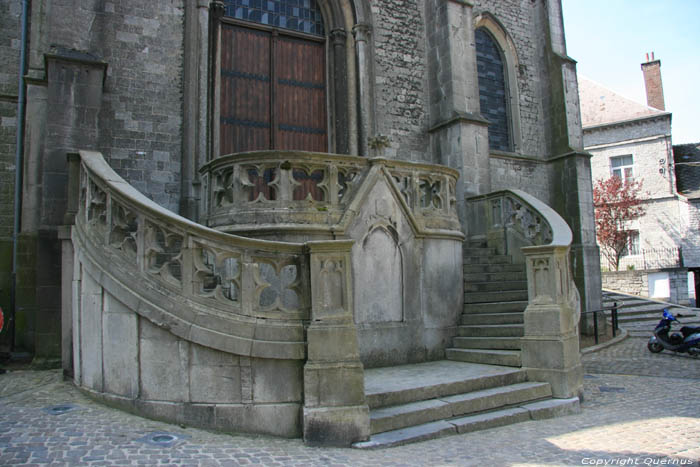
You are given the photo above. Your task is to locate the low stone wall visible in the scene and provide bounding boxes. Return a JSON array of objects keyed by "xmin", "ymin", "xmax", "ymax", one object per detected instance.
[
  {"xmin": 76, "ymin": 264, "xmax": 303, "ymax": 437},
  {"xmin": 602, "ymin": 268, "xmax": 689, "ymax": 305}
]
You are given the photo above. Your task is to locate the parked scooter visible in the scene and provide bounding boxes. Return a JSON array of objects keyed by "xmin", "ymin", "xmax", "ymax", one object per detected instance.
[{"xmin": 647, "ymin": 308, "xmax": 700, "ymax": 356}]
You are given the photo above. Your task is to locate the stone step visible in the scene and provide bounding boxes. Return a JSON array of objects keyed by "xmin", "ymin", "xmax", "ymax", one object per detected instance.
[
  {"xmin": 464, "ymin": 290, "xmax": 529, "ymax": 304},
  {"xmin": 462, "ymin": 247, "xmax": 497, "ymax": 257},
  {"xmin": 602, "ymin": 301, "xmax": 665, "ymax": 312},
  {"xmin": 369, "ymin": 382, "xmax": 551, "ymax": 435},
  {"xmin": 615, "ymin": 308, "xmax": 672, "ymax": 319},
  {"xmin": 609, "ymin": 305, "xmax": 667, "ymax": 317},
  {"xmin": 364, "ymin": 361, "xmax": 528, "ymax": 410},
  {"xmin": 464, "ymin": 271, "xmax": 527, "ymax": 282},
  {"xmin": 453, "ymin": 336, "xmax": 521, "ymax": 350},
  {"xmin": 450, "ymin": 397, "xmax": 579, "ymax": 433},
  {"xmin": 617, "ymin": 312, "xmax": 672, "ymax": 323},
  {"xmin": 464, "ymin": 263, "xmax": 525, "ymax": 274},
  {"xmin": 446, "ymin": 348, "xmax": 522, "ymax": 367},
  {"xmin": 464, "ymin": 301, "xmax": 528, "ymax": 314},
  {"xmin": 458, "ymin": 324, "xmax": 524, "ymax": 337},
  {"xmin": 463, "ymin": 255, "xmax": 513, "ymax": 265},
  {"xmin": 464, "ymin": 280, "xmax": 528, "ymax": 293},
  {"xmin": 353, "ymin": 398, "xmax": 580, "ymax": 449},
  {"xmin": 461, "ymin": 312, "xmax": 524, "ymax": 325}
]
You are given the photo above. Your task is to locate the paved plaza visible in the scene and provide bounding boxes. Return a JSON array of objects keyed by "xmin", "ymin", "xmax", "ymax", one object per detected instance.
[{"xmin": 1, "ymin": 336, "xmax": 699, "ymax": 466}]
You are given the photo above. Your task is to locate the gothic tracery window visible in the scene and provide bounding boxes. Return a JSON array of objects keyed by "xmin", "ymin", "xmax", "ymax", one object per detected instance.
[{"xmin": 475, "ymin": 27, "xmax": 512, "ymax": 152}]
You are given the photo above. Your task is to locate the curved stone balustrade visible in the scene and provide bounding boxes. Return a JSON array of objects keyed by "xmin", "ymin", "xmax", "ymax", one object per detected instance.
[
  {"xmin": 199, "ymin": 151, "xmax": 462, "ymax": 238},
  {"xmin": 467, "ymin": 189, "xmax": 582, "ymax": 398},
  {"xmin": 67, "ymin": 151, "xmax": 369, "ymax": 444},
  {"xmin": 467, "ymin": 189, "xmax": 557, "ymax": 250},
  {"xmin": 74, "ymin": 150, "xmax": 314, "ymax": 358}
]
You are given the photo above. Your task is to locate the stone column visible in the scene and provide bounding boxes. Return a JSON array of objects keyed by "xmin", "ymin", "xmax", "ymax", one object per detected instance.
[
  {"xmin": 209, "ymin": 2, "xmax": 225, "ymax": 160},
  {"xmin": 353, "ymin": 23, "xmax": 374, "ymax": 157},
  {"xmin": 331, "ymin": 29, "xmax": 349, "ymax": 155},
  {"xmin": 520, "ymin": 244, "xmax": 583, "ymax": 399},
  {"xmin": 303, "ymin": 240, "xmax": 369, "ymax": 446},
  {"xmin": 181, "ymin": 0, "xmax": 210, "ymax": 220}
]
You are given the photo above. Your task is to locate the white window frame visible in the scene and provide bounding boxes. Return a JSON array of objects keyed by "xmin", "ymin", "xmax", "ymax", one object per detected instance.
[
  {"xmin": 622, "ymin": 230, "xmax": 640, "ymax": 257},
  {"xmin": 610, "ymin": 154, "xmax": 634, "ymax": 184}
]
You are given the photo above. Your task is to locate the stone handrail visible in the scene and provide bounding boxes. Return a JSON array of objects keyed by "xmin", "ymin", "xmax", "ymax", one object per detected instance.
[
  {"xmin": 466, "ymin": 189, "xmax": 569, "ymax": 254},
  {"xmin": 467, "ymin": 189, "xmax": 582, "ymax": 398},
  {"xmin": 199, "ymin": 151, "xmax": 462, "ymax": 237},
  {"xmin": 70, "ymin": 150, "xmax": 355, "ymax": 359}
]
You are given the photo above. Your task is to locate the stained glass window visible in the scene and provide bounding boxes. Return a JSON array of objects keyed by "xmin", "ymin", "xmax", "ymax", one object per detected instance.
[
  {"xmin": 475, "ymin": 28, "xmax": 511, "ymax": 152},
  {"xmin": 223, "ymin": 0, "xmax": 325, "ymax": 36}
]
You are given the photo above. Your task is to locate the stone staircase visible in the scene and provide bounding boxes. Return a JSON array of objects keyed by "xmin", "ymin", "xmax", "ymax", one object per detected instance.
[
  {"xmin": 446, "ymin": 244, "xmax": 528, "ymax": 367},
  {"xmin": 353, "ymin": 360, "xmax": 579, "ymax": 449},
  {"xmin": 602, "ymin": 290, "xmax": 700, "ymax": 336},
  {"xmin": 353, "ymin": 243, "xmax": 582, "ymax": 449}
]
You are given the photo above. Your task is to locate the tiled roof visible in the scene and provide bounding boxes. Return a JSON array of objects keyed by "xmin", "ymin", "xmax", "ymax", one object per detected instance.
[
  {"xmin": 674, "ymin": 143, "xmax": 700, "ymax": 199},
  {"xmin": 578, "ymin": 76, "xmax": 668, "ymax": 128}
]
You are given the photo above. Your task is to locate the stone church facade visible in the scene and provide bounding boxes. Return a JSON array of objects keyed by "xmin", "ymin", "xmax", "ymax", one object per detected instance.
[{"xmin": 1, "ymin": 0, "xmax": 600, "ymax": 445}]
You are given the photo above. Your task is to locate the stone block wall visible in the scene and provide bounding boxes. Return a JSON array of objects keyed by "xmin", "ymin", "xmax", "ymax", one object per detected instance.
[
  {"xmin": 370, "ymin": 0, "xmax": 431, "ymax": 162},
  {"xmin": 28, "ymin": 0, "xmax": 184, "ymax": 212},
  {"xmin": 602, "ymin": 270, "xmax": 645, "ymax": 296},
  {"xmin": 489, "ymin": 156, "xmax": 552, "ymax": 204},
  {"xmin": 602, "ymin": 268, "xmax": 689, "ymax": 306},
  {"xmin": 0, "ymin": 0, "xmax": 21, "ymax": 350}
]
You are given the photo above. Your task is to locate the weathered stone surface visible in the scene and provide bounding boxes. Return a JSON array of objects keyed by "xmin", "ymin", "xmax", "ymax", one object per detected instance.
[
  {"xmin": 189, "ymin": 343, "xmax": 242, "ymax": 404},
  {"xmin": 251, "ymin": 357, "xmax": 302, "ymax": 403},
  {"xmin": 304, "ymin": 362, "xmax": 366, "ymax": 408},
  {"xmin": 102, "ymin": 293, "xmax": 139, "ymax": 398},
  {"xmin": 522, "ymin": 397, "xmax": 581, "ymax": 420},
  {"xmin": 303, "ymin": 405, "xmax": 370, "ymax": 446},
  {"xmin": 139, "ymin": 319, "xmax": 189, "ymax": 402},
  {"xmin": 452, "ymin": 407, "xmax": 531, "ymax": 434},
  {"xmin": 216, "ymin": 403, "xmax": 302, "ymax": 438},
  {"xmin": 79, "ymin": 270, "xmax": 103, "ymax": 392}
]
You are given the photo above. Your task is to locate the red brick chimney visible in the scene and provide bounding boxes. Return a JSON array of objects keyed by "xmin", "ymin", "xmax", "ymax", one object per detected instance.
[{"xmin": 641, "ymin": 52, "xmax": 665, "ymax": 110}]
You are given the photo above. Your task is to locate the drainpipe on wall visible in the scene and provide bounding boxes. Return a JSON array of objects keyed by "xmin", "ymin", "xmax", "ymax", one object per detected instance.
[{"xmin": 10, "ymin": 0, "xmax": 30, "ymax": 353}]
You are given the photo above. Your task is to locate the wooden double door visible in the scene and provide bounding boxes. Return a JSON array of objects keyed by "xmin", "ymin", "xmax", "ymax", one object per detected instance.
[{"xmin": 219, "ymin": 23, "xmax": 328, "ymax": 155}]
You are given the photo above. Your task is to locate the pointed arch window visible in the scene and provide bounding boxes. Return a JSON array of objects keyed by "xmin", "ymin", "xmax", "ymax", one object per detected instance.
[
  {"xmin": 475, "ymin": 27, "xmax": 512, "ymax": 152},
  {"xmin": 217, "ymin": 0, "xmax": 328, "ymax": 155}
]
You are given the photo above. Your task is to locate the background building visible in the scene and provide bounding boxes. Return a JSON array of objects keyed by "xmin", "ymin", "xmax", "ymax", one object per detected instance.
[{"xmin": 580, "ymin": 54, "xmax": 696, "ymax": 304}]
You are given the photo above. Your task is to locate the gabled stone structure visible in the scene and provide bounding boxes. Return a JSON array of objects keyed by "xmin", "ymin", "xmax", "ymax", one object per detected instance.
[{"xmin": 1, "ymin": 0, "xmax": 598, "ymax": 446}]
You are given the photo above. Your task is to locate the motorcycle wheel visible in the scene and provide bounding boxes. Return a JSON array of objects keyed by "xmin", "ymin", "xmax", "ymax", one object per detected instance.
[{"xmin": 647, "ymin": 340, "xmax": 664, "ymax": 353}]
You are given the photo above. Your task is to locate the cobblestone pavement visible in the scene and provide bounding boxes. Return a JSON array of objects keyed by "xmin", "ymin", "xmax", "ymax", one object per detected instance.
[{"xmin": 1, "ymin": 338, "xmax": 699, "ymax": 467}]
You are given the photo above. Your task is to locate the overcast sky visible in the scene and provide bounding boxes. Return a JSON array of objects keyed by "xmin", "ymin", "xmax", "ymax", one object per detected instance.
[{"xmin": 561, "ymin": 0, "xmax": 700, "ymax": 144}]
